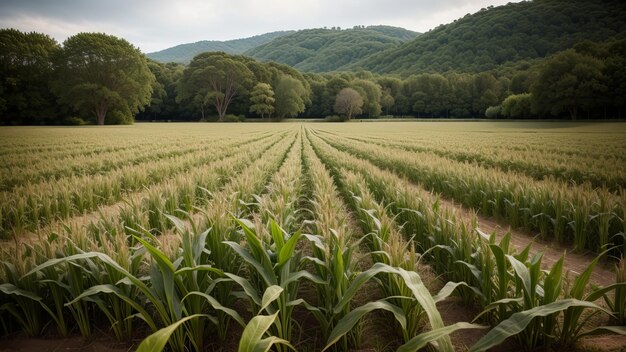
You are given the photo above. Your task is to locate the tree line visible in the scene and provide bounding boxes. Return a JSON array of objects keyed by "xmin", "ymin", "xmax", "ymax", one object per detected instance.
[{"xmin": 1, "ymin": 28, "xmax": 625, "ymax": 125}]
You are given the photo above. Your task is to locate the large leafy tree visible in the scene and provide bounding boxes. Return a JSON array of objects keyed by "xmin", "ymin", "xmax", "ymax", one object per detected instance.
[
  {"xmin": 0, "ymin": 29, "xmax": 61, "ymax": 125},
  {"xmin": 334, "ymin": 87, "xmax": 363, "ymax": 120},
  {"xmin": 137, "ymin": 61, "xmax": 186, "ymax": 121},
  {"xmin": 52, "ymin": 33, "xmax": 154, "ymax": 125},
  {"xmin": 274, "ymin": 75, "xmax": 309, "ymax": 119},
  {"xmin": 531, "ymin": 49, "xmax": 606, "ymax": 120},
  {"xmin": 249, "ymin": 83, "xmax": 275, "ymax": 119},
  {"xmin": 350, "ymin": 79, "xmax": 382, "ymax": 118},
  {"xmin": 177, "ymin": 52, "xmax": 254, "ymax": 121}
]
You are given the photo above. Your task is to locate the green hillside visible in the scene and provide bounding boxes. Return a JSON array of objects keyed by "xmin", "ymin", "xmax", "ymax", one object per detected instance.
[
  {"xmin": 147, "ymin": 31, "xmax": 294, "ymax": 63},
  {"xmin": 244, "ymin": 25, "xmax": 419, "ymax": 72},
  {"xmin": 347, "ymin": 0, "xmax": 626, "ymax": 75}
]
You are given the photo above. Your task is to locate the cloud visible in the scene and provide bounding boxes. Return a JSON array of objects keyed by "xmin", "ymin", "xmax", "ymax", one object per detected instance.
[{"xmin": 0, "ymin": 0, "xmax": 519, "ymax": 52}]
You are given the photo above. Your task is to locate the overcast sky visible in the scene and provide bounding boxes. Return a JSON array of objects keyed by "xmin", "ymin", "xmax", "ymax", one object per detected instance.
[{"xmin": 0, "ymin": 0, "xmax": 520, "ymax": 53}]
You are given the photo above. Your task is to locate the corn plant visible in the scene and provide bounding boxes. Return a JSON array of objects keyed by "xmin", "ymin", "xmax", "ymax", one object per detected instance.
[
  {"xmin": 315, "ymin": 130, "xmax": 624, "ymax": 255},
  {"xmin": 320, "ymin": 263, "xmax": 484, "ymax": 352},
  {"xmin": 470, "ymin": 250, "xmax": 626, "ymax": 351},
  {"xmin": 238, "ymin": 311, "xmax": 295, "ymax": 352},
  {"xmin": 224, "ymin": 219, "xmax": 322, "ymax": 350},
  {"xmin": 603, "ymin": 257, "xmax": 626, "ymax": 325},
  {"xmin": 24, "ymin": 223, "xmax": 244, "ymax": 352}
]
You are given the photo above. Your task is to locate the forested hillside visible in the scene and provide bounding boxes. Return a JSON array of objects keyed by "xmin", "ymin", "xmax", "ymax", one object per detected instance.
[
  {"xmin": 245, "ymin": 26, "xmax": 419, "ymax": 72},
  {"xmin": 348, "ymin": 0, "xmax": 626, "ymax": 74},
  {"xmin": 147, "ymin": 31, "xmax": 293, "ymax": 63}
]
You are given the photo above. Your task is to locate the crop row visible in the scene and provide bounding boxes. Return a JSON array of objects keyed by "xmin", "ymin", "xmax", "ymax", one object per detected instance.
[
  {"xmin": 318, "ymin": 124, "xmax": 626, "ymax": 162},
  {"xmin": 333, "ymin": 133, "xmax": 625, "ymax": 190},
  {"xmin": 307, "ymin": 127, "xmax": 626, "ymax": 351},
  {"xmin": 0, "ymin": 129, "xmax": 298, "ymax": 348},
  {"xmin": 0, "ymin": 131, "xmax": 284, "ymax": 238},
  {"xmin": 0, "ymin": 138, "xmax": 229, "ymax": 192},
  {"xmin": 315, "ymin": 130, "xmax": 625, "ymax": 255}
]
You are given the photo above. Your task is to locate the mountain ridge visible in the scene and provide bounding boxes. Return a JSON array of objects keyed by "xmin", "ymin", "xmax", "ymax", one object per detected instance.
[
  {"xmin": 147, "ymin": 30, "xmax": 294, "ymax": 63},
  {"xmin": 244, "ymin": 25, "xmax": 420, "ymax": 72}
]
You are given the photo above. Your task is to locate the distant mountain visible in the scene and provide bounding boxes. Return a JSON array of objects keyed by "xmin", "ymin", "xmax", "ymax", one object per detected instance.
[
  {"xmin": 347, "ymin": 0, "xmax": 626, "ymax": 75},
  {"xmin": 244, "ymin": 26, "xmax": 420, "ymax": 72},
  {"xmin": 147, "ymin": 31, "xmax": 294, "ymax": 63}
]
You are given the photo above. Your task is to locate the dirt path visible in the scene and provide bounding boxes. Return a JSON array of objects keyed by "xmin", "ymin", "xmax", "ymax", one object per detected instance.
[{"xmin": 439, "ymin": 197, "xmax": 615, "ymax": 287}]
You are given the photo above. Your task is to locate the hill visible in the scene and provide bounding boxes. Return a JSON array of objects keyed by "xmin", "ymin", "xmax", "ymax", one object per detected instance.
[
  {"xmin": 346, "ymin": 0, "xmax": 626, "ymax": 75},
  {"xmin": 147, "ymin": 31, "xmax": 294, "ymax": 63},
  {"xmin": 244, "ymin": 26, "xmax": 419, "ymax": 72}
]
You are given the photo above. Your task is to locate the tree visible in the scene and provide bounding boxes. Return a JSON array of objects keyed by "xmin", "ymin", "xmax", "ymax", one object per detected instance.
[
  {"xmin": 52, "ymin": 33, "xmax": 154, "ymax": 125},
  {"xmin": 530, "ymin": 49, "xmax": 606, "ymax": 120},
  {"xmin": 249, "ymin": 83, "xmax": 275, "ymax": 119},
  {"xmin": 274, "ymin": 75, "xmax": 308, "ymax": 119},
  {"xmin": 381, "ymin": 88, "xmax": 395, "ymax": 116},
  {"xmin": 177, "ymin": 52, "xmax": 254, "ymax": 121},
  {"xmin": 471, "ymin": 72, "xmax": 500, "ymax": 115},
  {"xmin": 485, "ymin": 105, "xmax": 502, "ymax": 118},
  {"xmin": 350, "ymin": 79, "xmax": 382, "ymax": 118},
  {"xmin": 334, "ymin": 88, "xmax": 363, "ymax": 120},
  {"xmin": 501, "ymin": 93, "xmax": 532, "ymax": 118},
  {"xmin": 0, "ymin": 29, "xmax": 61, "ymax": 125}
]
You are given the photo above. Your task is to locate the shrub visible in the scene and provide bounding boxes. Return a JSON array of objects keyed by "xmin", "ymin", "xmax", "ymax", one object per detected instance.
[
  {"xmin": 59, "ymin": 116, "xmax": 86, "ymax": 125},
  {"xmin": 324, "ymin": 115, "xmax": 345, "ymax": 122},
  {"xmin": 485, "ymin": 105, "xmax": 502, "ymax": 119}
]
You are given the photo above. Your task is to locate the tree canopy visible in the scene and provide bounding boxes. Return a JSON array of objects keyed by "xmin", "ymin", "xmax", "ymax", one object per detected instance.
[
  {"xmin": 334, "ymin": 87, "xmax": 363, "ymax": 120},
  {"xmin": 52, "ymin": 32, "xmax": 154, "ymax": 125},
  {"xmin": 245, "ymin": 26, "xmax": 418, "ymax": 72},
  {"xmin": 177, "ymin": 52, "xmax": 255, "ymax": 121},
  {"xmin": 274, "ymin": 76, "xmax": 309, "ymax": 119},
  {"xmin": 0, "ymin": 29, "xmax": 61, "ymax": 125},
  {"xmin": 530, "ymin": 49, "xmax": 606, "ymax": 120},
  {"xmin": 249, "ymin": 82, "xmax": 275, "ymax": 119},
  {"xmin": 349, "ymin": 0, "xmax": 626, "ymax": 75}
]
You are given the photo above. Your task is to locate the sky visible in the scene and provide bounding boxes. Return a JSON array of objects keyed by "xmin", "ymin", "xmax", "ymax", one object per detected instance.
[{"xmin": 0, "ymin": 0, "xmax": 521, "ymax": 53}]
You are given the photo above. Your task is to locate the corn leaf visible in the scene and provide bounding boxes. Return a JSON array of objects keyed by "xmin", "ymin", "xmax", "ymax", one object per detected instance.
[
  {"xmin": 470, "ymin": 299, "xmax": 605, "ymax": 352},
  {"xmin": 398, "ymin": 322, "xmax": 487, "ymax": 352},
  {"xmin": 136, "ymin": 314, "xmax": 206, "ymax": 352},
  {"xmin": 323, "ymin": 300, "xmax": 406, "ymax": 351}
]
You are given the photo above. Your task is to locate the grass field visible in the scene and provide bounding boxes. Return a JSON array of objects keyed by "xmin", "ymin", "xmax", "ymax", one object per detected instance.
[{"xmin": 0, "ymin": 121, "xmax": 625, "ymax": 351}]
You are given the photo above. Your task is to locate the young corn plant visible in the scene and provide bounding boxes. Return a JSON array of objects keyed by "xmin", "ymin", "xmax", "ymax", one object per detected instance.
[
  {"xmin": 0, "ymin": 261, "xmax": 60, "ymax": 337},
  {"xmin": 471, "ymin": 251, "xmax": 626, "ymax": 351},
  {"xmin": 224, "ymin": 219, "xmax": 322, "ymax": 350},
  {"xmin": 238, "ymin": 310, "xmax": 295, "ymax": 352},
  {"xmin": 25, "ymin": 222, "xmax": 244, "ymax": 352},
  {"xmin": 319, "ymin": 262, "xmax": 484, "ymax": 352},
  {"xmin": 603, "ymin": 257, "xmax": 625, "ymax": 325}
]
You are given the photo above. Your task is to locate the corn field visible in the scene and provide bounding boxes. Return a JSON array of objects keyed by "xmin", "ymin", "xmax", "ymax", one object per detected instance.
[{"xmin": 0, "ymin": 122, "xmax": 625, "ymax": 351}]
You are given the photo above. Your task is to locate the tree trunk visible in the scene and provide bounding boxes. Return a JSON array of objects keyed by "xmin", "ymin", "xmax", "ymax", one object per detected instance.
[
  {"xmin": 95, "ymin": 105, "xmax": 107, "ymax": 125},
  {"xmin": 569, "ymin": 107, "xmax": 577, "ymax": 120}
]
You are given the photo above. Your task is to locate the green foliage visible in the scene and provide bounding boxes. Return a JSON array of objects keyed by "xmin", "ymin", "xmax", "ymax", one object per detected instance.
[
  {"xmin": 274, "ymin": 76, "xmax": 308, "ymax": 119},
  {"xmin": 137, "ymin": 60, "xmax": 188, "ymax": 121},
  {"xmin": 147, "ymin": 31, "xmax": 294, "ymax": 64},
  {"xmin": 0, "ymin": 29, "xmax": 61, "ymax": 125},
  {"xmin": 350, "ymin": 0, "xmax": 626, "ymax": 74},
  {"xmin": 249, "ymin": 83, "xmax": 275, "ymax": 118},
  {"xmin": 333, "ymin": 88, "xmax": 363, "ymax": 120},
  {"xmin": 246, "ymin": 26, "xmax": 418, "ymax": 72},
  {"xmin": 350, "ymin": 79, "xmax": 382, "ymax": 118},
  {"xmin": 52, "ymin": 32, "xmax": 154, "ymax": 125},
  {"xmin": 484, "ymin": 105, "xmax": 501, "ymax": 118},
  {"xmin": 501, "ymin": 93, "xmax": 532, "ymax": 118},
  {"xmin": 531, "ymin": 49, "xmax": 606, "ymax": 119},
  {"xmin": 177, "ymin": 52, "xmax": 255, "ymax": 121}
]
